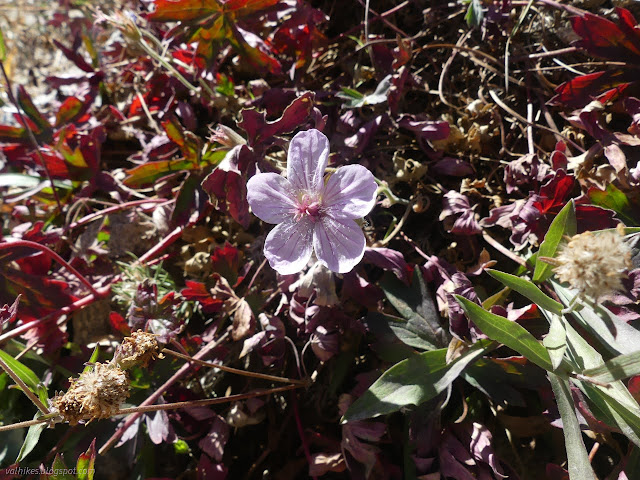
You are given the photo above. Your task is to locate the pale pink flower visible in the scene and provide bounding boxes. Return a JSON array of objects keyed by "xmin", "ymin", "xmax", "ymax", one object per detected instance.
[{"xmin": 247, "ymin": 129, "xmax": 377, "ymax": 274}]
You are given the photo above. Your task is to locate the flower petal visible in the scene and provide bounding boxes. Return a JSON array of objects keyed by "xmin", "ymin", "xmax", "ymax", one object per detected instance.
[
  {"xmin": 287, "ymin": 129, "xmax": 329, "ymax": 192},
  {"xmin": 264, "ymin": 218, "xmax": 314, "ymax": 275},
  {"xmin": 246, "ymin": 173, "xmax": 296, "ymax": 224},
  {"xmin": 313, "ymin": 216, "xmax": 366, "ymax": 273},
  {"xmin": 322, "ymin": 165, "xmax": 377, "ymax": 219}
]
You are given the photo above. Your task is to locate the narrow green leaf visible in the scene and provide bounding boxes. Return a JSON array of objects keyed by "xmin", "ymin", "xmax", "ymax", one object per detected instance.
[
  {"xmin": 0, "ymin": 349, "xmax": 41, "ymax": 393},
  {"xmin": 543, "ymin": 313, "xmax": 567, "ymax": 371},
  {"xmin": 582, "ymin": 383, "xmax": 640, "ymax": 448},
  {"xmin": 553, "ymin": 281, "xmax": 640, "ymax": 356},
  {"xmin": 487, "ymin": 269, "xmax": 563, "ymax": 314},
  {"xmin": 0, "ymin": 26, "xmax": 6, "ymax": 62},
  {"xmin": 15, "ymin": 415, "xmax": 46, "ymax": 462},
  {"xmin": 533, "ymin": 200, "xmax": 576, "ymax": 282},
  {"xmin": 583, "ymin": 351, "xmax": 640, "ymax": 383},
  {"xmin": 464, "ymin": 0, "xmax": 484, "ymax": 27},
  {"xmin": 82, "ymin": 346, "xmax": 100, "ymax": 374},
  {"xmin": 455, "ymin": 296, "xmax": 555, "ymax": 372},
  {"xmin": 548, "ymin": 373, "xmax": 598, "ymax": 480},
  {"xmin": 342, "ymin": 340, "xmax": 492, "ymax": 422},
  {"xmin": 561, "ymin": 317, "xmax": 640, "ymax": 448}
]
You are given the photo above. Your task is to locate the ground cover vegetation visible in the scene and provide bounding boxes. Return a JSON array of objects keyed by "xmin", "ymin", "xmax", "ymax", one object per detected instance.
[{"xmin": 1, "ymin": 0, "xmax": 640, "ymax": 478}]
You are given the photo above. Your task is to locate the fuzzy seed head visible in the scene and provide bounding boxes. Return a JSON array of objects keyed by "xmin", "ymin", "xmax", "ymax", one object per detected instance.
[
  {"xmin": 553, "ymin": 227, "xmax": 632, "ymax": 301},
  {"xmin": 113, "ymin": 330, "xmax": 160, "ymax": 370},
  {"xmin": 52, "ymin": 363, "xmax": 129, "ymax": 425}
]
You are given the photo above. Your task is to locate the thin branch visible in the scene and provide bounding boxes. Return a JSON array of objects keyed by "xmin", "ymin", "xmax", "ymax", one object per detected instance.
[
  {"xmin": 0, "ymin": 416, "xmax": 51, "ymax": 433},
  {"xmin": 114, "ymin": 384, "xmax": 301, "ymax": 416},
  {"xmin": 482, "ymin": 230, "xmax": 528, "ymax": 268},
  {"xmin": 162, "ymin": 349, "xmax": 308, "ymax": 386},
  {"xmin": 0, "ymin": 240, "xmax": 100, "ymax": 297}
]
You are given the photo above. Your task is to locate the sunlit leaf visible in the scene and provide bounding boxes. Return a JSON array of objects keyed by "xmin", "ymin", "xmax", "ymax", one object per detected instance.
[
  {"xmin": 583, "ymin": 351, "xmax": 640, "ymax": 383},
  {"xmin": 543, "ymin": 313, "xmax": 568, "ymax": 372},
  {"xmin": 548, "ymin": 373, "xmax": 598, "ymax": 480},
  {"xmin": 486, "ymin": 269, "xmax": 563, "ymax": 315},
  {"xmin": 455, "ymin": 296, "xmax": 556, "ymax": 372},
  {"xmin": 533, "ymin": 200, "xmax": 576, "ymax": 283},
  {"xmin": 342, "ymin": 339, "xmax": 492, "ymax": 422}
]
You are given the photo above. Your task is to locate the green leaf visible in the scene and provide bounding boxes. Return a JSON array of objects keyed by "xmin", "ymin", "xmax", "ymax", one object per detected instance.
[
  {"xmin": 582, "ymin": 383, "xmax": 640, "ymax": 448},
  {"xmin": 548, "ymin": 373, "xmax": 598, "ymax": 480},
  {"xmin": 533, "ymin": 200, "xmax": 576, "ymax": 282},
  {"xmin": 582, "ymin": 351, "xmax": 640, "ymax": 383},
  {"xmin": 379, "ymin": 269, "xmax": 449, "ymax": 350},
  {"xmin": 82, "ymin": 346, "xmax": 100, "ymax": 374},
  {"xmin": 543, "ymin": 313, "xmax": 567, "ymax": 371},
  {"xmin": 553, "ymin": 281, "xmax": 640, "ymax": 356},
  {"xmin": 0, "ymin": 173, "xmax": 71, "ymax": 190},
  {"xmin": 15, "ymin": 415, "xmax": 46, "ymax": 462},
  {"xmin": 0, "ymin": 349, "xmax": 42, "ymax": 394},
  {"xmin": 588, "ymin": 184, "xmax": 638, "ymax": 225},
  {"xmin": 558, "ymin": 317, "xmax": 640, "ymax": 448},
  {"xmin": 342, "ymin": 340, "xmax": 492, "ymax": 422},
  {"xmin": 455, "ymin": 296, "xmax": 556, "ymax": 372},
  {"xmin": 337, "ymin": 75, "xmax": 392, "ymax": 108},
  {"xmin": 75, "ymin": 439, "xmax": 96, "ymax": 480},
  {"xmin": 0, "ymin": 26, "xmax": 6, "ymax": 62},
  {"xmin": 365, "ymin": 312, "xmax": 436, "ymax": 352},
  {"xmin": 124, "ymin": 159, "xmax": 197, "ymax": 187},
  {"xmin": 464, "ymin": 0, "xmax": 484, "ymax": 27},
  {"xmin": 487, "ymin": 269, "xmax": 563, "ymax": 314}
]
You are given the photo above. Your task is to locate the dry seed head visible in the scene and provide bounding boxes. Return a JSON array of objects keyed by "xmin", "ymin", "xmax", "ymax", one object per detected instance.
[
  {"xmin": 553, "ymin": 226, "xmax": 632, "ymax": 301},
  {"xmin": 52, "ymin": 363, "xmax": 129, "ymax": 425},
  {"xmin": 113, "ymin": 330, "xmax": 160, "ymax": 370}
]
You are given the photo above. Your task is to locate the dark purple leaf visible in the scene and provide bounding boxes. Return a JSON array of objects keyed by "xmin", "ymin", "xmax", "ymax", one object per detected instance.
[
  {"xmin": 0, "ymin": 295, "xmax": 20, "ymax": 327},
  {"xmin": 363, "ymin": 247, "xmax": 409, "ymax": 284},
  {"xmin": 398, "ymin": 114, "xmax": 450, "ymax": 141},
  {"xmin": 431, "ymin": 157, "xmax": 475, "ymax": 177},
  {"xmin": 198, "ymin": 416, "xmax": 230, "ymax": 462}
]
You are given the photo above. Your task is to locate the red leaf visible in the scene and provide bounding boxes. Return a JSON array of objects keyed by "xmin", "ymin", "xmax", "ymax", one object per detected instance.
[
  {"xmin": 211, "ymin": 243, "xmax": 243, "ymax": 286},
  {"xmin": 549, "ymin": 70, "xmax": 634, "ymax": 108},
  {"xmin": 571, "ymin": 9, "xmax": 640, "ymax": 62},
  {"xmin": 181, "ymin": 281, "xmax": 224, "ymax": 313},
  {"xmin": 238, "ymin": 91, "xmax": 315, "ymax": 147},
  {"xmin": 110, "ymin": 311, "xmax": 132, "ymax": 336},
  {"xmin": 533, "ymin": 171, "xmax": 574, "ymax": 215},
  {"xmin": 629, "ymin": 376, "xmax": 640, "ymax": 403},
  {"xmin": 201, "ymin": 145, "xmax": 252, "ymax": 228},
  {"xmin": 54, "ymin": 96, "xmax": 88, "ymax": 128},
  {"xmin": 0, "ymin": 265, "xmax": 77, "ymax": 320}
]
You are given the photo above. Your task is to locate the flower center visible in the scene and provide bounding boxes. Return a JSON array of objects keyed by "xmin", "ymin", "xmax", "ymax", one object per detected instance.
[{"xmin": 295, "ymin": 193, "xmax": 324, "ymax": 223}]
